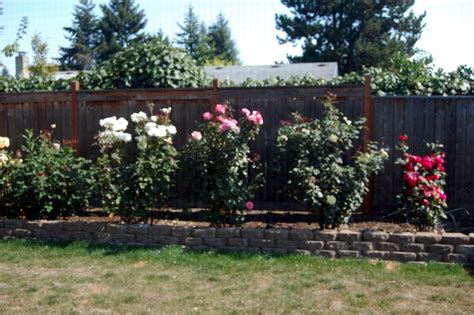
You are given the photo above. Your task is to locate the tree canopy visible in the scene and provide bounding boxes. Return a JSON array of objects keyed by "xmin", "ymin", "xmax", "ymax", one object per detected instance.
[
  {"xmin": 96, "ymin": 0, "xmax": 147, "ymax": 63},
  {"xmin": 58, "ymin": 0, "xmax": 98, "ymax": 70},
  {"xmin": 276, "ymin": 0, "xmax": 426, "ymax": 73},
  {"xmin": 207, "ymin": 13, "xmax": 240, "ymax": 65}
]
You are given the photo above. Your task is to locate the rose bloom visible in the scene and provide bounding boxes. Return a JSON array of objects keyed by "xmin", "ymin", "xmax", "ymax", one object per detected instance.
[
  {"xmin": 241, "ymin": 108, "xmax": 251, "ymax": 117},
  {"xmin": 245, "ymin": 201, "xmax": 254, "ymax": 210},
  {"xmin": 0, "ymin": 136, "xmax": 10, "ymax": 149},
  {"xmin": 405, "ymin": 163, "xmax": 415, "ymax": 172},
  {"xmin": 399, "ymin": 134, "xmax": 408, "ymax": 141},
  {"xmin": 215, "ymin": 104, "xmax": 226, "ymax": 114},
  {"xmin": 219, "ymin": 119, "xmax": 238, "ymax": 133},
  {"xmin": 422, "ymin": 199, "xmax": 430, "ymax": 206},
  {"xmin": 404, "ymin": 172, "xmax": 419, "ymax": 187},
  {"xmin": 202, "ymin": 112, "xmax": 213, "ymax": 121},
  {"xmin": 421, "ymin": 156, "xmax": 433, "ymax": 170},
  {"xmin": 191, "ymin": 131, "xmax": 202, "ymax": 141}
]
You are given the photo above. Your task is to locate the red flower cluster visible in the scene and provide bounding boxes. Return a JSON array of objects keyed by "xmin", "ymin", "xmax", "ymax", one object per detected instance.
[{"xmin": 399, "ymin": 135, "xmax": 447, "ymax": 208}]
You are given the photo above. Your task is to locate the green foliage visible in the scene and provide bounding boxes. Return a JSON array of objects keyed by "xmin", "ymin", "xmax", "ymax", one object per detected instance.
[
  {"xmin": 96, "ymin": 0, "xmax": 147, "ymax": 63},
  {"xmin": 5, "ymin": 129, "xmax": 94, "ymax": 219},
  {"xmin": 276, "ymin": 0, "xmax": 425, "ymax": 74},
  {"xmin": 95, "ymin": 107, "xmax": 178, "ymax": 223},
  {"xmin": 275, "ymin": 94, "xmax": 388, "ymax": 228},
  {"xmin": 58, "ymin": 0, "xmax": 98, "ymax": 70},
  {"xmin": 0, "ymin": 139, "xmax": 20, "ymax": 216},
  {"xmin": 180, "ymin": 104, "xmax": 264, "ymax": 226},
  {"xmin": 29, "ymin": 33, "xmax": 58, "ymax": 79},
  {"xmin": 2, "ymin": 16, "xmax": 28, "ymax": 59},
  {"xmin": 207, "ymin": 13, "xmax": 240, "ymax": 65},
  {"xmin": 396, "ymin": 137, "xmax": 447, "ymax": 231},
  {"xmin": 78, "ymin": 39, "xmax": 208, "ymax": 89}
]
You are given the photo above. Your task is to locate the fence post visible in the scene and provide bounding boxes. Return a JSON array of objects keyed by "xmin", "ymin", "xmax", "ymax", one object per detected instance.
[
  {"xmin": 70, "ymin": 81, "xmax": 80, "ymax": 156},
  {"xmin": 211, "ymin": 79, "xmax": 219, "ymax": 106},
  {"xmin": 361, "ymin": 75, "xmax": 374, "ymax": 214}
]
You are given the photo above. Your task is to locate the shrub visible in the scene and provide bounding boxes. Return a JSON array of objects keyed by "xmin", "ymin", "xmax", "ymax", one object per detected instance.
[
  {"xmin": 78, "ymin": 40, "xmax": 209, "ymax": 90},
  {"xmin": 95, "ymin": 107, "xmax": 178, "ymax": 223},
  {"xmin": 6, "ymin": 128, "xmax": 94, "ymax": 219},
  {"xmin": 275, "ymin": 93, "xmax": 388, "ymax": 228},
  {"xmin": 0, "ymin": 136, "xmax": 20, "ymax": 216},
  {"xmin": 396, "ymin": 135, "xmax": 447, "ymax": 231},
  {"xmin": 180, "ymin": 104, "xmax": 264, "ymax": 227}
]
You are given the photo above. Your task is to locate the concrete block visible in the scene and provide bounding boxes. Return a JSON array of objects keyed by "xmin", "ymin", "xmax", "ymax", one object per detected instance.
[
  {"xmin": 288, "ymin": 229, "xmax": 313, "ymax": 241},
  {"xmin": 400, "ymin": 243, "xmax": 425, "ymax": 253},
  {"xmin": 388, "ymin": 232, "xmax": 415, "ymax": 244},
  {"xmin": 171, "ymin": 227, "xmax": 193, "ymax": 237},
  {"xmin": 455, "ymin": 245, "xmax": 474, "ymax": 255},
  {"xmin": 227, "ymin": 238, "xmax": 248, "ymax": 247},
  {"xmin": 363, "ymin": 231, "xmax": 389, "ymax": 242},
  {"xmin": 325, "ymin": 241, "xmax": 349, "ymax": 250},
  {"xmin": 128, "ymin": 224, "xmax": 150, "ymax": 235},
  {"xmin": 441, "ymin": 233, "xmax": 469, "ymax": 246},
  {"xmin": 376, "ymin": 242, "xmax": 400, "ymax": 252},
  {"xmin": 389, "ymin": 251, "xmax": 417, "ymax": 262},
  {"xmin": 337, "ymin": 230, "xmax": 361, "ymax": 242},
  {"xmin": 337, "ymin": 250, "xmax": 360, "ymax": 258},
  {"xmin": 241, "ymin": 228, "xmax": 264, "ymax": 239},
  {"xmin": 317, "ymin": 250, "xmax": 336, "ymax": 258},
  {"xmin": 415, "ymin": 232, "xmax": 442, "ymax": 244},
  {"xmin": 149, "ymin": 225, "xmax": 171, "ymax": 236},
  {"xmin": 249, "ymin": 239, "xmax": 274, "ymax": 248},
  {"xmin": 352, "ymin": 242, "xmax": 374, "ymax": 251},
  {"xmin": 444, "ymin": 253, "xmax": 468, "ymax": 264},
  {"xmin": 364, "ymin": 251, "xmax": 390, "ymax": 260},
  {"xmin": 298, "ymin": 241, "xmax": 324, "ymax": 251},
  {"xmin": 417, "ymin": 252, "xmax": 443, "ymax": 262},
  {"xmin": 427, "ymin": 244, "xmax": 453, "ymax": 254},
  {"xmin": 313, "ymin": 230, "xmax": 337, "ymax": 241},
  {"xmin": 264, "ymin": 229, "xmax": 289, "ymax": 240},
  {"xmin": 193, "ymin": 228, "xmax": 216, "ymax": 239},
  {"xmin": 185, "ymin": 237, "xmax": 203, "ymax": 246},
  {"xmin": 215, "ymin": 228, "xmax": 240, "ymax": 239},
  {"xmin": 276, "ymin": 240, "xmax": 298, "ymax": 251}
]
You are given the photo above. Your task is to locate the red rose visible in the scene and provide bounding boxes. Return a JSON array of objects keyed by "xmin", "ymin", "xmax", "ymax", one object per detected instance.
[
  {"xmin": 438, "ymin": 164, "xmax": 445, "ymax": 172},
  {"xmin": 405, "ymin": 163, "xmax": 415, "ymax": 171},
  {"xmin": 422, "ymin": 199, "xmax": 430, "ymax": 206},
  {"xmin": 440, "ymin": 192, "xmax": 447, "ymax": 201},
  {"xmin": 399, "ymin": 134, "xmax": 408, "ymax": 141},
  {"xmin": 404, "ymin": 172, "xmax": 419, "ymax": 187},
  {"xmin": 421, "ymin": 156, "xmax": 433, "ymax": 170}
]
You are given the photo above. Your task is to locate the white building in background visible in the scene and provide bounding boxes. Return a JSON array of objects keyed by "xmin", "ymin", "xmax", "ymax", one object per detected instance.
[{"xmin": 204, "ymin": 62, "xmax": 338, "ymax": 83}]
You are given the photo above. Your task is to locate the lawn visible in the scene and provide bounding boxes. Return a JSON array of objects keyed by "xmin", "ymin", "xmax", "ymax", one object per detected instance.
[{"xmin": 0, "ymin": 240, "xmax": 473, "ymax": 314}]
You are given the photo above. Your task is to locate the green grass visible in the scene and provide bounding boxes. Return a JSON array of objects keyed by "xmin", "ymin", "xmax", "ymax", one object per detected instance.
[{"xmin": 0, "ymin": 239, "xmax": 472, "ymax": 314}]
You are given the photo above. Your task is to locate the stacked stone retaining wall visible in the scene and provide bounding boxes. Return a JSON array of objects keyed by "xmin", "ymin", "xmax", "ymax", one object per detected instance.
[{"xmin": 1, "ymin": 219, "xmax": 473, "ymax": 264}]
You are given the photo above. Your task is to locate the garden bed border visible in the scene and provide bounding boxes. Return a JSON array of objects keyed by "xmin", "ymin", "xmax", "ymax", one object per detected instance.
[{"xmin": 1, "ymin": 218, "xmax": 473, "ymax": 264}]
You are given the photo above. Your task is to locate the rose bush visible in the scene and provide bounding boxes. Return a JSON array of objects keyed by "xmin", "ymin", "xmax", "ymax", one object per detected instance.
[
  {"xmin": 95, "ymin": 106, "xmax": 178, "ymax": 223},
  {"xmin": 396, "ymin": 135, "xmax": 447, "ymax": 231},
  {"xmin": 5, "ymin": 128, "xmax": 93, "ymax": 219},
  {"xmin": 0, "ymin": 136, "xmax": 19, "ymax": 216},
  {"xmin": 180, "ymin": 104, "xmax": 264, "ymax": 227},
  {"xmin": 275, "ymin": 93, "xmax": 388, "ymax": 228}
]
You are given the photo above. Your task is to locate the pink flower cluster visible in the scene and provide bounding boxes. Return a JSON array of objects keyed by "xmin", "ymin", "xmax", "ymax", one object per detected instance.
[
  {"xmin": 241, "ymin": 108, "xmax": 264, "ymax": 125},
  {"xmin": 400, "ymin": 135, "xmax": 447, "ymax": 208}
]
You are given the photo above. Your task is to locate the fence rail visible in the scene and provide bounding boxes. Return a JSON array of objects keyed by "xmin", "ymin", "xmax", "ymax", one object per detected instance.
[{"xmin": 1, "ymin": 81, "xmax": 473, "ymax": 214}]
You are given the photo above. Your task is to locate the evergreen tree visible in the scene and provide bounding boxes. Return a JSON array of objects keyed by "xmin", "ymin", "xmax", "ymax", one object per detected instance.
[
  {"xmin": 276, "ymin": 0, "xmax": 425, "ymax": 74},
  {"xmin": 96, "ymin": 0, "xmax": 147, "ymax": 63},
  {"xmin": 58, "ymin": 0, "xmax": 98, "ymax": 70},
  {"xmin": 207, "ymin": 13, "xmax": 239, "ymax": 65},
  {"xmin": 175, "ymin": 5, "xmax": 210, "ymax": 66}
]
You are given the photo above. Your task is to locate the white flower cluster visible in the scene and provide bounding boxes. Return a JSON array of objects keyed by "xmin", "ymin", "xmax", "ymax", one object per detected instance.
[
  {"xmin": 144, "ymin": 122, "xmax": 177, "ymax": 138},
  {"xmin": 98, "ymin": 116, "xmax": 132, "ymax": 147},
  {"xmin": 130, "ymin": 111, "xmax": 148, "ymax": 124}
]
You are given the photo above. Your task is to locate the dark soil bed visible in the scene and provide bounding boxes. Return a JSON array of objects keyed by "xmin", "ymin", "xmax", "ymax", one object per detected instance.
[{"xmin": 61, "ymin": 208, "xmax": 419, "ymax": 233}]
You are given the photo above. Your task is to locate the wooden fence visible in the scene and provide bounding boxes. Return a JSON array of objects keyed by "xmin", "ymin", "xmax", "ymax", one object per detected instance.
[{"xmin": 1, "ymin": 81, "xmax": 473, "ymax": 214}]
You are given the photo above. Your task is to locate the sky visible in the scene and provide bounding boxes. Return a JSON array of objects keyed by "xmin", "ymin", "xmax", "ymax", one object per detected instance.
[{"xmin": 0, "ymin": 0, "xmax": 472, "ymax": 74}]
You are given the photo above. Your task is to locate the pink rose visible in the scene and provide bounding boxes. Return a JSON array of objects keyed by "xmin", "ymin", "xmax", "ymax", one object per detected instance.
[
  {"xmin": 219, "ymin": 119, "xmax": 239, "ymax": 133},
  {"xmin": 191, "ymin": 131, "xmax": 202, "ymax": 141},
  {"xmin": 241, "ymin": 108, "xmax": 250, "ymax": 117},
  {"xmin": 202, "ymin": 112, "xmax": 213, "ymax": 121},
  {"xmin": 245, "ymin": 201, "xmax": 254, "ymax": 210},
  {"xmin": 215, "ymin": 104, "xmax": 226, "ymax": 115},
  {"xmin": 440, "ymin": 192, "xmax": 447, "ymax": 201},
  {"xmin": 247, "ymin": 111, "xmax": 264, "ymax": 125},
  {"xmin": 422, "ymin": 199, "xmax": 430, "ymax": 206}
]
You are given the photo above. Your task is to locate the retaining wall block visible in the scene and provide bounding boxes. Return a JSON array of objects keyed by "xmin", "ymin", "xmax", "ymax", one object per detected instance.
[
  {"xmin": 313, "ymin": 230, "xmax": 338, "ymax": 241},
  {"xmin": 469, "ymin": 233, "xmax": 474, "ymax": 245},
  {"xmin": 441, "ymin": 233, "xmax": 469, "ymax": 246},
  {"xmin": 128, "ymin": 224, "xmax": 150, "ymax": 235},
  {"xmin": 171, "ymin": 227, "xmax": 193, "ymax": 238},
  {"xmin": 388, "ymin": 233, "xmax": 415, "ymax": 244},
  {"xmin": 0, "ymin": 228, "xmax": 12, "ymax": 237},
  {"xmin": 264, "ymin": 229, "xmax": 289, "ymax": 240},
  {"xmin": 112, "ymin": 233, "xmax": 135, "ymax": 244},
  {"xmin": 294, "ymin": 249, "xmax": 311, "ymax": 256},
  {"xmin": 298, "ymin": 240, "xmax": 324, "ymax": 251},
  {"xmin": 24, "ymin": 221, "xmax": 44, "ymax": 230},
  {"xmin": 227, "ymin": 238, "xmax": 248, "ymax": 247},
  {"xmin": 185, "ymin": 237, "xmax": 204, "ymax": 247},
  {"xmin": 194, "ymin": 228, "xmax": 216, "ymax": 239},
  {"xmin": 42, "ymin": 221, "xmax": 64, "ymax": 231},
  {"xmin": 325, "ymin": 241, "xmax": 349, "ymax": 250},
  {"xmin": 389, "ymin": 252, "xmax": 417, "ymax": 262},
  {"xmin": 337, "ymin": 250, "xmax": 360, "ymax": 258},
  {"xmin": 215, "ymin": 228, "xmax": 240, "ymax": 239},
  {"xmin": 241, "ymin": 228, "xmax": 263, "ymax": 239},
  {"xmin": 316, "ymin": 250, "xmax": 336, "ymax": 258},
  {"xmin": 203, "ymin": 238, "xmax": 226, "ymax": 248},
  {"xmin": 362, "ymin": 231, "xmax": 389, "ymax": 242},
  {"xmin": 276, "ymin": 240, "xmax": 298, "ymax": 251},
  {"xmin": 105, "ymin": 224, "xmax": 128, "ymax": 234},
  {"xmin": 249, "ymin": 239, "xmax": 274, "ymax": 248},
  {"xmin": 417, "ymin": 252, "xmax": 443, "ymax": 262},
  {"xmin": 289, "ymin": 229, "xmax": 313, "ymax": 241},
  {"xmin": 376, "ymin": 242, "xmax": 400, "ymax": 252},
  {"xmin": 444, "ymin": 253, "xmax": 468, "ymax": 264},
  {"xmin": 135, "ymin": 234, "xmax": 155, "ymax": 244},
  {"xmin": 262, "ymin": 248, "xmax": 287, "ymax": 255},
  {"xmin": 455, "ymin": 245, "xmax": 474, "ymax": 256},
  {"xmin": 149, "ymin": 225, "xmax": 171, "ymax": 236},
  {"xmin": 352, "ymin": 242, "xmax": 374, "ymax": 251},
  {"xmin": 11, "ymin": 228, "xmax": 32, "ymax": 238},
  {"xmin": 427, "ymin": 244, "xmax": 453, "ymax": 254},
  {"xmin": 156, "ymin": 236, "xmax": 179, "ymax": 245},
  {"xmin": 415, "ymin": 232, "xmax": 442, "ymax": 244},
  {"xmin": 70, "ymin": 231, "xmax": 92, "ymax": 241},
  {"xmin": 364, "ymin": 251, "xmax": 390, "ymax": 260},
  {"xmin": 62, "ymin": 221, "xmax": 86, "ymax": 232},
  {"xmin": 400, "ymin": 243, "xmax": 425, "ymax": 253},
  {"xmin": 3, "ymin": 219, "xmax": 25, "ymax": 229},
  {"xmin": 82, "ymin": 222, "xmax": 106, "ymax": 233},
  {"xmin": 337, "ymin": 230, "xmax": 361, "ymax": 243}
]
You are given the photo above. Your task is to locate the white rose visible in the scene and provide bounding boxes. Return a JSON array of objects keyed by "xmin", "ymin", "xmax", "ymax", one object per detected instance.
[
  {"xmin": 326, "ymin": 195, "xmax": 336, "ymax": 205},
  {"xmin": 150, "ymin": 115, "xmax": 158, "ymax": 122},
  {"xmin": 167, "ymin": 125, "xmax": 177, "ymax": 135},
  {"xmin": 53, "ymin": 143, "xmax": 61, "ymax": 150},
  {"xmin": 144, "ymin": 122, "xmax": 157, "ymax": 133},
  {"xmin": 156, "ymin": 125, "xmax": 168, "ymax": 138},
  {"xmin": 117, "ymin": 132, "xmax": 132, "ymax": 143},
  {"xmin": 0, "ymin": 137, "xmax": 10, "ymax": 149},
  {"xmin": 343, "ymin": 117, "xmax": 352, "ymax": 125},
  {"xmin": 130, "ymin": 111, "xmax": 148, "ymax": 123},
  {"xmin": 113, "ymin": 117, "xmax": 129, "ymax": 131},
  {"xmin": 99, "ymin": 116, "xmax": 117, "ymax": 129},
  {"xmin": 329, "ymin": 134, "xmax": 338, "ymax": 143}
]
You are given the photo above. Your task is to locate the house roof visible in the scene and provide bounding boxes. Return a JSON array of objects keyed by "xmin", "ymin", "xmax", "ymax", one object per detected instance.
[{"xmin": 204, "ymin": 62, "xmax": 338, "ymax": 83}]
